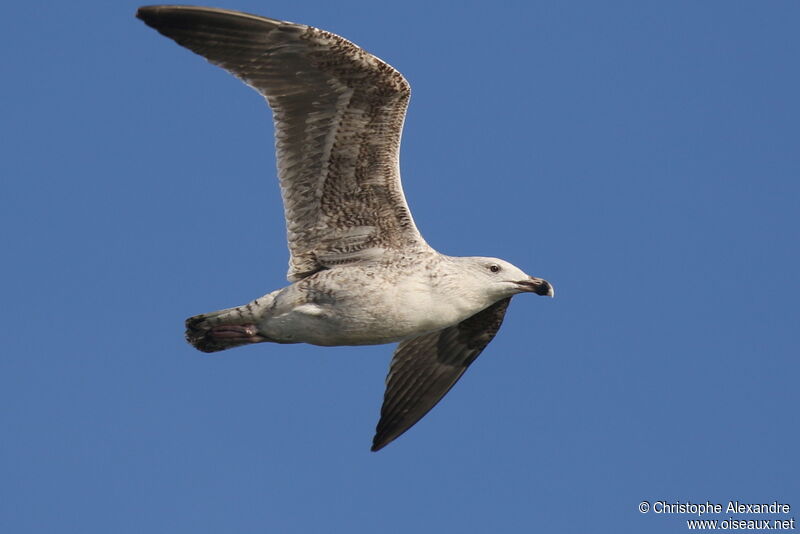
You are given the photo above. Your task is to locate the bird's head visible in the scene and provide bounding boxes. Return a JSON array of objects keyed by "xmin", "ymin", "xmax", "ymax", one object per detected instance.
[{"xmin": 462, "ymin": 257, "xmax": 554, "ymax": 301}]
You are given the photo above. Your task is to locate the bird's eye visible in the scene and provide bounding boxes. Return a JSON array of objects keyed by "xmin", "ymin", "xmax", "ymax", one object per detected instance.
[{"xmin": 489, "ymin": 264, "xmax": 501, "ymax": 273}]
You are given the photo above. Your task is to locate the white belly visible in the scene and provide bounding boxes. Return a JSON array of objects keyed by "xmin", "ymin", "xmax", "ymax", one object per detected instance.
[{"xmin": 259, "ymin": 273, "xmax": 481, "ymax": 346}]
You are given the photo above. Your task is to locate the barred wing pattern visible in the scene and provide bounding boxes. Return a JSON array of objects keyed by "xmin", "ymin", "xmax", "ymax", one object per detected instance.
[{"xmin": 137, "ymin": 6, "xmax": 428, "ymax": 281}]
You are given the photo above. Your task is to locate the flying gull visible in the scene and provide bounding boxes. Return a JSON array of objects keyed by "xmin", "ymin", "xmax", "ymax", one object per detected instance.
[{"xmin": 137, "ymin": 5, "xmax": 554, "ymax": 451}]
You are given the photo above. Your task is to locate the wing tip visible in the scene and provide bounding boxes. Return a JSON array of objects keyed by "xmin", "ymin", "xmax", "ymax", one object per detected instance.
[
  {"xmin": 135, "ymin": 5, "xmax": 154, "ymax": 23},
  {"xmin": 371, "ymin": 420, "xmax": 413, "ymax": 452},
  {"xmin": 370, "ymin": 433, "xmax": 392, "ymax": 452},
  {"xmin": 135, "ymin": 5, "xmax": 181, "ymax": 29}
]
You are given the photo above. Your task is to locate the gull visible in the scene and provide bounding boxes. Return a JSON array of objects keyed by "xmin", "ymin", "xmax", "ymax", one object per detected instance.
[{"xmin": 137, "ymin": 5, "xmax": 554, "ymax": 451}]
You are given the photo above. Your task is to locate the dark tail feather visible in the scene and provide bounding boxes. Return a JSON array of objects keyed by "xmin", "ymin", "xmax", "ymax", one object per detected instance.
[{"xmin": 185, "ymin": 304, "xmax": 270, "ymax": 353}]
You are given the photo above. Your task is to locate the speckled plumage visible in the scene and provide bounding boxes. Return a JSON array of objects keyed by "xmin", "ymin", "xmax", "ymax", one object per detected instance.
[{"xmin": 138, "ymin": 5, "xmax": 553, "ymax": 451}]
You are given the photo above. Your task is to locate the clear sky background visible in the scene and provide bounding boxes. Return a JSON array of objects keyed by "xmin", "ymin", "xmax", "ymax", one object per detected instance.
[{"xmin": 2, "ymin": 1, "xmax": 798, "ymax": 533}]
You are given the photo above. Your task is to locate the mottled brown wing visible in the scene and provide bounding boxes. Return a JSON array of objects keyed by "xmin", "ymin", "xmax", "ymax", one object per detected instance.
[
  {"xmin": 372, "ymin": 298, "xmax": 512, "ymax": 451},
  {"xmin": 137, "ymin": 6, "xmax": 428, "ymax": 281}
]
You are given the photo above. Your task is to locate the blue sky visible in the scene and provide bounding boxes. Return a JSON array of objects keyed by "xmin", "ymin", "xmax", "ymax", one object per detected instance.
[{"xmin": 2, "ymin": 1, "xmax": 798, "ymax": 532}]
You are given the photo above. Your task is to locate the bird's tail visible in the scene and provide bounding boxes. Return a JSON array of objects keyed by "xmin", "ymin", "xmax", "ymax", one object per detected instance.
[{"xmin": 185, "ymin": 295, "xmax": 275, "ymax": 353}]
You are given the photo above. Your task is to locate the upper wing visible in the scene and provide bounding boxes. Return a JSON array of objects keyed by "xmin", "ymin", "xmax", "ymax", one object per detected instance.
[
  {"xmin": 137, "ymin": 6, "xmax": 429, "ymax": 281},
  {"xmin": 372, "ymin": 298, "xmax": 512, "ymax": 451}
]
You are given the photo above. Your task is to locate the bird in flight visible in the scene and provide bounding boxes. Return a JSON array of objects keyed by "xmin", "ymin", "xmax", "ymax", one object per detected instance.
[{"xmin": 137, "ymin": 5, "xmax": 553, "ymax": 451}]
